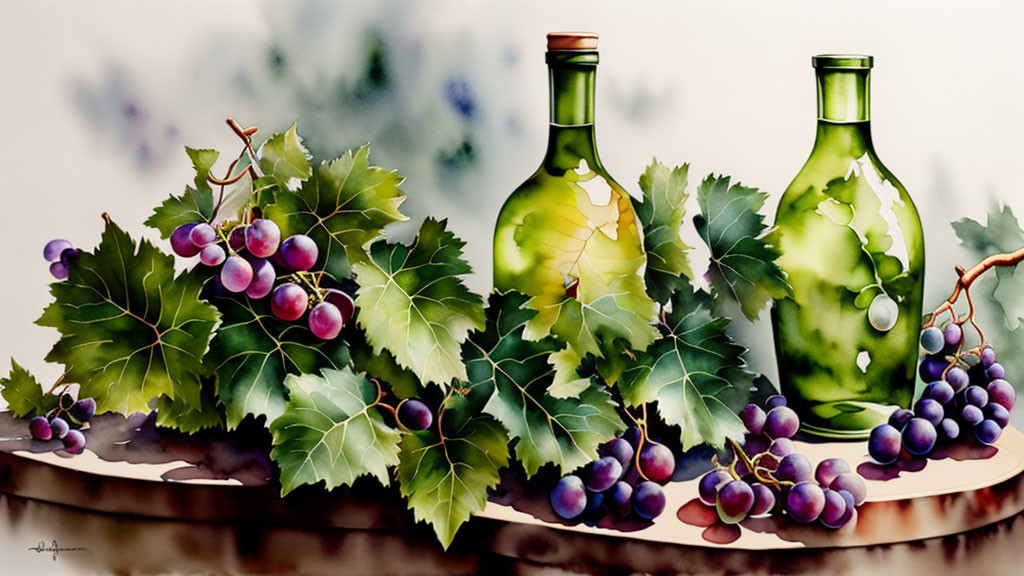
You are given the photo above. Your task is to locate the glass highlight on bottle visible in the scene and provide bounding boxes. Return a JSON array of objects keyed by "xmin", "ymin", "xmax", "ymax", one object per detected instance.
[{"xmin": 772, "ymin": 55, "xmax": 925, "ymax": 439}]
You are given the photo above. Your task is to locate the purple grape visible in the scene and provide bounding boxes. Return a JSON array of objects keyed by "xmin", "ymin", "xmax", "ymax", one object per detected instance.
[
  {"xmin": 49, "ymin": 261, "xmax": 69, "ymax": 280},
  {"xmin": 938, "ymin": 418, "xmax": 960, "ymax": 441},
  {"xmin": 271, "ymin": 283, "xmax": 308, "ymax": 321},
  {"xmin": 919, "ymin": 355, "xmax": 948, "ymax": 382},
  {"xmin": 924, "ymin": 381, "xmax": 955, "ymax": 405},
  {"xmin": 764, "ymin": 406, "xmax": 800, "ymax": 439},
  {"xmin": 633, "ymin": 481, "xmax": 666, "ymax": 519},
  {"xmin": 815, "ymin": 458, "xmax": 851, "ymax": 488},
  {"xmin": 888, "ymin": 408, "xmax": 913, "ymax": 429},
  {"xmin": 987, "ymin": 379, "xmax": 1016, "ymax": 411},
  {"xmin": 975, "ymin": 419, "xmax": 1002, "ymax": 445},
  {"xmin": 245, "ymin": 219, "xmax": 282, "ymax": 258},
  {"xmin": 868, "ymin": 424, "xmax": 901, "ymax": 465},
  {"xmin": 765, "ymin": 395, "xmax": 788, "ymax": 409},
  {"xmin": 830, "ymin": 472, "xmax": 867, "ymax": 506},
  {"xmin": 962, "ymin": 404, "xmax": 984, "ymax": 426},
  {"xmin": 768, "ymin": 437, "xmax": 796, "ymax": 458},
  {"xmin": 229, "ymin": 226, "xmax": 248, "ymax": 252},
  {"xmin": 944, "ymin": 323, "xmax": 963, "ymax": 348},
  {"xmin": 62, "ymin": 429, "xmax": 86, "ymax": 454},
  {"xmin": 749, "ymin": 484, "xmax": 776, "ymax": 516},
  {"xmin": 638, "ymin": 442, "xmax": 675, "ymax": 483},
  {"xmin": 309, "ymin": 302, "xmax": 343, "ymax": 340},
  {"xmin": 598, "ymin": 438, "xmax": 634, "ymax": 469},
  {"xmin": 943, "ymin": 368, "xmax": 969, "ymax": 394},
  {"xmin": 607, "ymin": 481, "xmax": 632, "ymax": 516},
  {"xmin": 965, "ymin": 386, "xmax": 989, "ymax": 408},
  {"xmin": 29, "ymin": 416, "xmax": 52, "ymax": 440},
  {"xmin": 245, "ymin": 259, "xmax": 276, "ymax": 299},
  {"xmin": 776, "ymin": 453, "xmax": 812, "ymax": 483},
  {"xmin": 698, "ymin": 469, "xmax": 733, "ymax": 505},
  {"xmin": 199, "ymin": 244, "xmax": 226, "ymax": 266},
  {"xmin": 980, "ymin": 346, "xmax": 997, "ymax": 368},
  {"xmin": 901, "ymin": 418, "xmax": 937, "ymax": 456},
  {"xmin": 819, "ymin": 489, "xmax": 848, "ymax": 528},
  {"xmin": 281, "ymin": 234, "xmax": 319, "ymax": 271},
  {"xmin": 717, "ymin": 480, "xmax": 754, "ymax": 517},
  {"xmin": 43, "ymin": 239, "xmax": 73, "ymax": 262},
  {"xmin": 984, "ymin": 403, "xmax": 1010, "ymax": 428},
  {"xmin": 785, "ymin": 481, "xmax": 825, "ymax": 523},
  {"xmin": 69, "ymin": 398, "xmax": 95, "ymax": 422},
  {"xmin": 742, "ymin": 433, "xmax": 769, "ymax": 455},
  {"xmin": 584, "ymin": 456, "xmax": 623, "ymax": 492},
  {"xmin": 170, "ymin": 224, "xmax": 201, "ymax": 257},
  {"xmin": 825, "ymin": 489, "xmax": 857, "ymax": 529},
  {"xmin": 323, "ymin": 289, "xmax": 355, "ymax": 325},
  {"xmin": 550, "ymin": 475, "xmax": 586, "ymax": 519},
  {"xmin": 621, "ymin": 426, "xmax": 642, "ymax": 448},
  {"xmin": 60, "ymin": 248, "xmax": 80, "ymax": 267},
  {"xmin": 919, "ymin": 327, "xmax": 944, "ymax": 354},
  {"xmin": 189, "ymin": 223, "xmax": 217, "ymax": 247},
  {"xmin": 220, "ymin": 255, "xmax": 254, "ymax": 293},
  {"xmin": 398, "ymin": 399, "xmax": 433, "ymax": 431},
  {"xmin": 740, "ymin": 404, "xmax": 767, "ymax": 435},
  {"xmin": 914, "ymin": 398, "xmax": 944, "ymax": 426},
  {"xmin": 49, "ymin": 417, "xmax": 69, "ymax": 440},
  {"xmin": 582, "ymin": 490, "xmax": 605, "ymax": 518},
  {"xmin": 986, "ymin": 363, "xmax": 1006, "ymax": 381}
]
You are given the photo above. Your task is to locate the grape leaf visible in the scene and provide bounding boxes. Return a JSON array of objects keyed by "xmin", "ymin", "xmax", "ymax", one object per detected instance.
[
  {"xmin": 397, "ymin": 393, "xmax": 509, "ymax": 549},
  {"xmin": 155, "ymin": 376, "xmax": 225, "ymax": 433},
  {"xmin": 694, "ymin": 175, "xmax": 791, "ymax": 321},
  {"xmin": 349, "ymin": 328, "xmax": 421, "ymax": 400},
  {"xmin": 269, "ymin": 367, "xmax": 401, "ymax": 496},
  {"xmin": 463, "ymin": 291, "xmax": 624, "ymax": 476},
  {"xmin": 205, "ymin": 294, "xmax": 350, "ymax": 428},
  {"xmin": 258, "ymin": 122, "xmax": 312, "ymax": 190},
  {"xmin": 0, "ymin": 359, "xmax": 59, "ymax": 418},
  {"xmin": 635, "ymin": 160, "xmax": 694, "ymax": 303},
  {"xmin": 953, "ymin": 204, "xmax": 1024, "ymax": 330},
  {"xmin": 37, "ymin": 219, "xmax": 221, "ymax": 415},
  {"xmin": 547, "ymin": 347, "xmax": 589, "ymax": 399},
  {"xmin": 144, "ymin": 148, "xmax": 218, "ymax": 238},
  {"xmin": 265, "ymin": 144, "xmax": 407, "ymax": 280},
  {"xmin": 354, "ymin": 218, "xmax": 485, "ymax": 388},
  {"xmin": 619, "ymin": 286, "xmax": 749, "ymax": 450}
]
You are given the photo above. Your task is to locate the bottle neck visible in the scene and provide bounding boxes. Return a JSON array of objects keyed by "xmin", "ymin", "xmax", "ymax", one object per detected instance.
[
  {"xmin": 816, "ymin": 69, "xmax": 870, "ymax": 123},
  {"xmin": 545, "ymin": 51, "xmax": 600, "ymax": 172}
]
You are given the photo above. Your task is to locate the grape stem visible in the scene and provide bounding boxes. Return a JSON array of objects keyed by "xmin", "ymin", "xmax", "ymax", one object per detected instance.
[
  {"xmin": 368, "ymin": 377, "xmax": 410, "ymax": 433},
  {"xmin": 621, "ymin": 405, "xmax": 652, "ymax": 483}
]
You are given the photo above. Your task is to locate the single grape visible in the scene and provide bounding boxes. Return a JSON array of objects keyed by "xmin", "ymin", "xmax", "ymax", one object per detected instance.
[
  {"xmin": 717, "ymin": 480, "xmax": 755, "ymax": 517},
  {"xmin": 919, "ymin": 355, "xmax": 948, "ymax": 383},
  {"xmin": 924, "ymin": 381, "xmax": 955, "ymax": 405},
  {"xmin": 964, "ymin": 386, "xmax": 989, "ymax": 408},
  {"xmin": 919, "ymin": 327, "xmax": 944, "ymax": 354},
  {"xmin": 815, "ymin": 458, "xmax": 851, "ymax": 488},
  {"xmin": 633, "ymin": 481, "xmax": 666, "ymax": 520},
  {"xmin": 270, "ymin": 283, "xmax": 309, "ymax": 321},
  {"xmin": 43, "ymin": 239, "xmax": 73, "ymax": 262},
  {"xmin": 986, "ymin": 363, "xmax": 1006, "ymax": 381},
  {"xmin": 62, "ymin": 429, "xmax": 86, "ymax": 454},
  {"xmin": 323, "ymin": 288, "xmax": 355, "ymax": 326},
  {"xmin": 987, "ymin": 379, "xmax": 1016, "ymax": 411},
  {"xmin": 607, "ymin": 481, "xmax": 633, "ymax": 516},
  {"xmin": 819, "ymin": 489, "xmax": 848, "ymax": 528},
  {"xmin": 742, "ymin": 433, "xmax": 769, "ymax": 456},
  {"xmin": 962, "ymin": 404, "xmax": 984, "ymax": 426},
  {"xmin": 830, "ymin": 472, "xmax": 867, "ymax": 506},
  {"xmin": 49, "ymin": 261, "xmax": 69, "ymax": 280},
  {"xmin": 826, "ymin": 489, "xmax": 857, "ymax": 529},
  {"xmin": 220, "ymin": 256, "xmax": 254, "ymax": 293},
  {"xmin": 245, "ymin": 219, "xmax": 282, "ymax": 258},
  {"xmin": 943, "ymin": 323, "xmax": 963, "ymax": 348},
  {"xmin": 638, "ymin": 442, "xmax": 675, "ymax": 483},
  {"xmin": 583, "ymin": 490, "xmax": 606, "ymax": 519},
  {"xmin": 980, "ymin": 346, "xmax": 997, "ymax": 368},
  {"xmin": 621, "ymin": 426, "xmax": 642, "ymax": 449},
  {"xmin": 938, "ymin": 418, "xmax": 960, "ymax": 442},
  {"xmin": 229, "ymin": 225, "xmax": 248, "ymax": 252},
  {"xmin": 584, "ymin": 456, "xmax": 623, "ymax": 492},
  {"xmin": 698, "ymin": 469, "xmax": 733, "ymax": 505},
  {"xmin": 189, "ymin": 223, "xmax": 217, "ymax": 247},
  {"xmin": 309, "ymin": 302, "xmax": 343, "ymax": 340},
  {"xmin": 740, "ymin": 404, "xmax": 767, "ymax": 436},
  {"xmin": 749, "ymin": 484, "xmax": 776, "ymax": 516},
  {"xmin": 60, "ymin": 247, "xmax": 79, "ymax": 267},
  {"xmin": 943, "ymin": 368, "xmax": 969, "ymax": 394},
  {"xmin": 764, "ymin": 406, "xmax": 800, "ymax": 439},
  {"xmin": 29, "ymin": 416, "xmax": 52, "ymax": 440},
  {"xmin": 550, "ymin": 475, "xmax": 586, "ymax": 519},
  {"xmin": 199, "ymin": 244, "xmax": 226, "ymax": 267},
  {"xmin": 49, "ymin": 417, "xmax": 69, "ymax": 440},
  {"xmin": 983, "ymin": 403, "xmax": 1010, "ymax": 428},
  {"xmin": 598, "ymin": 438, "xmax": 634, "ymax": 470},
  {"xmin": 785, "ymin": 481, "xmax": 826, "ymax": 523},
  {"xmin": 776, "ymin": 453, "xmax": 812, "ymax": 483},
  {"xmin": 888, "ymin": 408, "xmax": 913, "ymax": 429},
  {"xmin": 69, "ymin": 398, "xmax": 96, "ymax": 422},
  {"xmin": 901, "ymin": 418, "xmax": 937, "ymax": 456},
  {"xmin": 280, "ymin": 234, "xmax": 319, "ymax": 271},
  {"xmin": 768, "ymin": 437, "xmax": 796, "ymax": 458},
  {"xmin": 868, "ymin": 424, "xmax": 902, "ymax": 465},
  {"xmin": 975, "ymin": 420, "xmax": 1002, "ymax": 445},
  {"xmin": 245, "ymin": 259, "xmax": 276, "ymax": 299},
  {"xmin": 765, "ymin": 395, "xmax": 788, "ymax": 410},
  {"xmin": 171, "ymin": 223, "xmax": 200, "ymax": 258},
  {"xmin": 398, "ymin": 399, "xmax": 433, "ymax": 431},
  {"xmin": 914, "ymin": 398, "xmax": 945, "ymax": 427}
]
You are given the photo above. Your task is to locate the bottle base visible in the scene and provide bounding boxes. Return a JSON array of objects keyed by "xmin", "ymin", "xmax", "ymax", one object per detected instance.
[{"xmin": 796, "ymin": 400, "xmax": 901, "ymax": 440}]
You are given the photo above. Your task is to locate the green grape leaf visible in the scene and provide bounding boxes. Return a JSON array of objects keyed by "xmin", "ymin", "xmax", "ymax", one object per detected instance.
[
  {"xmin": 694, "ymin": 175, "xmax": 791, "ymax": 321},
  {"xmin": 0, "ymin": 360, "xmax": 60, "ymax": 418},
  {"xmin": 953, "ymin": 204, "xmax": 1024, "ymax": 330},
  {"xmin": 205, "ymin": 295, "xmax": 350, "ymax": 428},
  {"xmin": 258, "ymin": 123, "xmax": 312, "ymax": 190},
  {"xmin": 635, "ymin": 160, "xmax": 694, "ymax": 303},
  {"xmin": 547, "ymin": 348, "xmax": 589, "ymax": 399},
  {"xmin": 154, "ymin": 376, "xmax": 224, "ymax": 433},
  {"xmin": 265, "ymin": 144, "xmax": 407, "ymax": 280},
  {"xmin": 269, "ymin": 367, "xmax": 401, "ymax": 496},
  {"xmin": 463, "ymin": 291, "xmax": 624, "ymax": 476},
  {"xmin": 349, "ymin": 328, "xmax": 422, "ymax": 400},
  {"xmin": 620, "ymin": 286, "xmax": 749, "ymax": 450},
  {"xmin": 144, "ymin": 148, "xmax": 219, "ymax": 238},
  {"xmin": 397, "ymin": 393, "xmax": 509, "ymax": 549},
  {"xmin": 37, "ymin": 219, "xmax": 221, "ymax": 415},
  {"xmin": 354, "ymin": 218, "xmax": 485, "ymax": 387}
]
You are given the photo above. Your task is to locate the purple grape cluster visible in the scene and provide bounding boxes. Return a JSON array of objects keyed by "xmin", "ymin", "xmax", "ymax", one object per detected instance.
[
  {"xmin": 870, "ymin": 327, "xmax": 1015, "ymax": 465},
  {"xmin": 43, "ymin": 239, "xmax": 79, "ymax": 280},
  {"xmin": 549, "ymin": 429, "xmax": 673, "ymax": 522},
  {"xmin": 170, "ymin": 220, "xmax": 355, "ymax": 340},
  {"xmin": 28, "ymin": 395, "xmax": 95, "ymax": 455},
  {"xmin": 699, "ymin": 395, "xmax": 863, "ymax": 530}
]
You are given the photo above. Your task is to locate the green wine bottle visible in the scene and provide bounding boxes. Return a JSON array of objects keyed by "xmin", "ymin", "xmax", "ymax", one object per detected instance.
[
  {"xmin": 493, "ymin": 32, "xmax": 653, "ymax": 344},
  {"xmin": 772, "ymin": 55, "xmax": 925, "ymax": 439}
]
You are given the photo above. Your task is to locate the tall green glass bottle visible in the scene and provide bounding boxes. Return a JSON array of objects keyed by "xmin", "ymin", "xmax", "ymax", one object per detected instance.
[
  {"xmin": 493, "ymin": 33, "xmax": 648, "ymax": 323},
  {"xmin": 772, "ymin": 55, "xmax": 925, "ymax": 438}
]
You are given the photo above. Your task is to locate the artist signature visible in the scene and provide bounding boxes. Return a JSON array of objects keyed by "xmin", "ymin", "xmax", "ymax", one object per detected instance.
[{"xmin": 27, "ymin": 539, "xmax": 86, "ymax": 561}]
